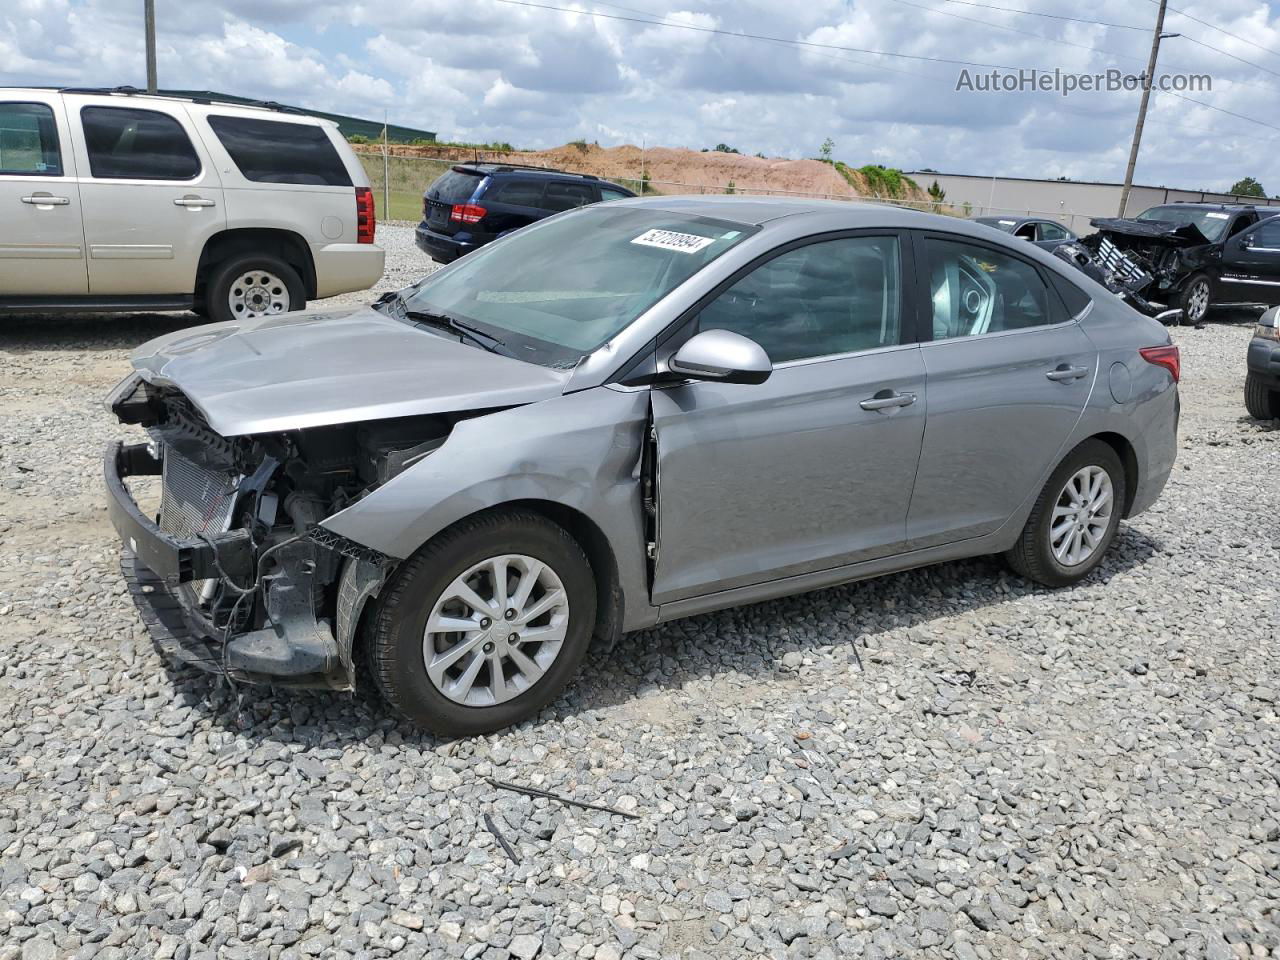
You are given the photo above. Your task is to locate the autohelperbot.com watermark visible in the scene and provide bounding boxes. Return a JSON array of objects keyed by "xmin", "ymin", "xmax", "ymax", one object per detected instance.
[{"xmin": 956, "ymin": 68, "xmax": 1212, "ymax": 97}]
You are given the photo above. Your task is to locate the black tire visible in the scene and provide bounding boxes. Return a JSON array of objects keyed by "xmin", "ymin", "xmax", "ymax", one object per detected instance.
[
  {"xmin": 1245, "ymin": 372, "xmax": 1280, "ymax": 420},
  {"xmin": 1004, "ymin": 439, "xmax": 1127, "ymax": 588},
  {"xmin": 368, "ymin": 510, "xmax": 597, "ymax": 736},
  {"xmin": 204, "ymin": 254, "xmax": 305, "ymax": 325},
  {"xmin": 1177, "ymin": 272, "xmax": 1212, "ymax": 326}
]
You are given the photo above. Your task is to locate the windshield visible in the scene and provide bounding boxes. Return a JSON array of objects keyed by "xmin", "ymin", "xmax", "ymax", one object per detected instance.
[
  {"xmin": 1135, "ymin": 205, "xmax": 1231, "ymax": 241},
  {"xmin": 403, "ymin": 205, "xmax": 756, "ymax": 366}
]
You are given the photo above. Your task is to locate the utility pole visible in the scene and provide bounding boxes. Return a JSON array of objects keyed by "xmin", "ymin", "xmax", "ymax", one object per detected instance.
[
  {"xmin": 144, "ymin": 0, "xmax": 157, "ymax": 93},
  {"xmin": 1119, "ymin": 0, "xmax": 1173, "ymax": 216}
]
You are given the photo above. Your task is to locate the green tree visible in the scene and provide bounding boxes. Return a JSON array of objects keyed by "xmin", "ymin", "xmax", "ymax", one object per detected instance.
[
  {"xmin": 640, "ymin": 170, "xmax": 651, "ymax": 195},
  {"xmin": 725, "ymin": 180, "xmax": 736, "ymax": 195},
  {"xmin": 713, "ymin": 143, "xmax": 740, "ymax": 154},
  {"xmin": 927, "ymin": 179, "xmax": 946, "ymax": 211},
  {"xmin": 1230, "ymin": 176, "xmax": 1266, "ymax": 197},
  {"xmin": 819, "ymin": 137, "xmax": 834, "ymax": 163}
]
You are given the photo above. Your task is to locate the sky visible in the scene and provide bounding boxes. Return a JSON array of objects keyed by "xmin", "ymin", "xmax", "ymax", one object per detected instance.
[{"xmin": 5, "ymin": 0, "xmax": 1280, "ymax": 193}]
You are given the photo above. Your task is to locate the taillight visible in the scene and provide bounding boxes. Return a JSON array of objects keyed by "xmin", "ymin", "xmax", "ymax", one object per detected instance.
[
  {"xmin": 450, "ymin": 203, "xmax": 487, "ymax": 225},
  {"xmin": 355, "ymin": 186, "xmax": 376, "ymax": 244},
  {"xmin": 1139, "ymin": 344, "xmax": 1180, "ymax": 382}
]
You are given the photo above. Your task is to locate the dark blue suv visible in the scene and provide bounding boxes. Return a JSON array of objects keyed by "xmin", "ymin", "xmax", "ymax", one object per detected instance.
[{"xmin": 415, "ymin": 164, "xmax": 636, "ymax": 264}]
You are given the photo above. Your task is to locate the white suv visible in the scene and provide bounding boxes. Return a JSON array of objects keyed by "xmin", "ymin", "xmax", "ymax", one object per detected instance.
[{"xmin": 0, "ymin": 87, "xmax": 384, "ymax": 323}]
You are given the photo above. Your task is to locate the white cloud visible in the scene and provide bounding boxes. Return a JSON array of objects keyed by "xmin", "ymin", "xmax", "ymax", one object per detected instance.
[{"xmin": 4, "ymin": 0, "xmax": 1280, "ymax": 192}]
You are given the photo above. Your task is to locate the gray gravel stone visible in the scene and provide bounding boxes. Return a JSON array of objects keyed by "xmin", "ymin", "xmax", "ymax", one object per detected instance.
[{"xmin": 0, "ymin": 249, "xmax": 1277, "ymax": 959}]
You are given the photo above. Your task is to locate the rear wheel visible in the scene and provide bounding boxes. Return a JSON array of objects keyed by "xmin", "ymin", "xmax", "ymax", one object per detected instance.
[
  {"xmin": 205, "ymin": 254, "xmax": 305, "ymax": 325},
  {"xmin": 1177, "ymin": 273, "xmax": 1212, "ymax": 326},
  {"xmin": 368, "ymin": 510, "xmax": 597, "ymax": 736},
  {"xmin": 1245, "ymin": 372, "xmax": 1280, "ymax": 420},
  {"xmin": 1005, "ymin": 439, "xmax": 1126, "ymax": 587}
]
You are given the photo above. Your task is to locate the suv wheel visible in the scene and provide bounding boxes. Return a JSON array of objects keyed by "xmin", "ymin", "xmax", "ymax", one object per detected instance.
[
  {"xmin": 1178, "ymin": 273, "xmax": 1212, "ymax": 326},
  {"xmin": 1246, "ymin": 372, "xmax": 1280, "ymax": 420},
  {"xmin": 206, "ymin": 254, "xmax": 305, "ymax": 325},
  {"xmin": 368, "ymin": 510, "xmax": 597, "ymax": 736},
  {"xmin": 1005, "ymin": 439, "xmax": 1126, "ymax": 588}
]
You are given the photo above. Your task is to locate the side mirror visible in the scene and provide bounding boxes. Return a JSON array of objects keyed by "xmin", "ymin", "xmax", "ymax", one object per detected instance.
[
  {"xmin": 1262, "ymin": 305, "xmax": 1280, "ymax": 327},
  {"xmin": 668, "ymin": 329, "xmax": 772, "ymax": 385}
]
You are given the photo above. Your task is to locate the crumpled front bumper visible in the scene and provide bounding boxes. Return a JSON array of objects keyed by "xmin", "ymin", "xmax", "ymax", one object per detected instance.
[{"xmin": 105, "ymin": 440, "xmax": 362, "ymax": 689}]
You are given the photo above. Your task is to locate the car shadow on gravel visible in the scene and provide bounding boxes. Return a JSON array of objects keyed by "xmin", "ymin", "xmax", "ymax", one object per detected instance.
[
  {"xmin": 149, "ymin": 525, "xmax": 1162, "ymax": 749},
  {"xmin": 0, "ymin": 312, "xmax": 207, "ymax": 353}
]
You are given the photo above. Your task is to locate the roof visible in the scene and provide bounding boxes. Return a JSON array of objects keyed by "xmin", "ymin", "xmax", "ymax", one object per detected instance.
[
  {"xmin": 609, "ymin": 194, "xmax": 961, "ymax": 228},
  {"xmin": 457, "ymin": 163, "xmax": 599, "ymax": 180},
  {"xmin": 1, "ymin": 86, "xmax": 436, "ymax": 143}
]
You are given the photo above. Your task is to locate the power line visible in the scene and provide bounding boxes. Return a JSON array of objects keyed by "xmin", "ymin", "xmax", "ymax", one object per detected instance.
[
  {"xmin": 1149, "ymin": 0, "xmax": 1280, "ymax": 63},
  {"xmin": 940, "ymin": 0, "xmax": 1149, "ymax": 32},
  {"xmin": 486, "ymin": 0, "xmax": 1040, "ymax": 70},
  {"xmin": 1161, "ymin": 90, "xmax": 1280, "ymax": 135},
  {"xmin": 1180, "ymin": 34, "xmax": 1280, "ymax": 79},
  {"xmin": 890, "ymin": 0, "xmax": 1150, "ymax": 65}
]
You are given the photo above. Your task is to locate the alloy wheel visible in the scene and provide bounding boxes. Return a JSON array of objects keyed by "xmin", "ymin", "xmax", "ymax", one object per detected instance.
[
  {"xmin": 1050, "ymin": 465, "xmax": 1114, "ymax": 567},
  {"xmin": 422, "ymin": 554, "xmax": 569, "ymax": 707},
  {"xmin": 1186, "ymin": 280, "xmax": 1210, "ymax": 323},
  {"xmin": 228, "ymin": 270, "xmax": 291, "ymax": 318}
]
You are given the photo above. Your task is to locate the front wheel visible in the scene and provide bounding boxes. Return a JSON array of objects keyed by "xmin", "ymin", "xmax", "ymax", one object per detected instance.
[
  {"xmin": 1005, "ymin": 439, "xmax": 1126, "ymax": 587},
  {"xmin": 205, "ymin": 254, "xmax": 305, "ymax": 325},
  {"xmin": 1177, "ymin": 273, "xmax": 1212, "ymax": 326},
  {"xmin": 1245, "ymin": 372, "xmax": 1280, "ymax": 420},
  {"xmin": 368, "ymin": 510, "xmax": 597, "ymax": 736}
]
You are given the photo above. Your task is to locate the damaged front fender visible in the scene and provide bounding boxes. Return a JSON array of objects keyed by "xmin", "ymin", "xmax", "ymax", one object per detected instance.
[{"xmin": 319, "ymin": 386, "xmax": 656, "ymax": 633}]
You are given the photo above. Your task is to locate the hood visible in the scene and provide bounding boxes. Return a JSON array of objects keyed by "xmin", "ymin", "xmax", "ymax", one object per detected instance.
[
  {"xmin": 1090, "ymin": 217, "xmax": 1211, "ymax": 247},
  {"xmin": 130, "ymin": 306, "xmax": 572, "ymax": 436}
]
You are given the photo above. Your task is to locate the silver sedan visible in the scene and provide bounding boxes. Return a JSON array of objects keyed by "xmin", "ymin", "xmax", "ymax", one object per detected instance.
[{"xmin": 105, "ymin": 197, "xmax": 1180, "ymax": 735}]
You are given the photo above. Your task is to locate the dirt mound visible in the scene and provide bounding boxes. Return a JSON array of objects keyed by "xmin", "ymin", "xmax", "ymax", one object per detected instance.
[{"xmin": 362, "ymin": 142, "xmax": 927, "ymax": 203}]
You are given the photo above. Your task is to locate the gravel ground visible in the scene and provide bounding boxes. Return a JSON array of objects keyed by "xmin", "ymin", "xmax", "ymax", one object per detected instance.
[{"xmin": 1, "ymin": 224, "xmax": 1278, "ymax": 960}]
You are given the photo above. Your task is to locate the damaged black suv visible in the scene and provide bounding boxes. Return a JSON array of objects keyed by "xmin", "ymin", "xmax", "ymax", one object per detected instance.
[{"xmin": 1087, "ymin": 203, "xmax": 1280, "ymax": 325}]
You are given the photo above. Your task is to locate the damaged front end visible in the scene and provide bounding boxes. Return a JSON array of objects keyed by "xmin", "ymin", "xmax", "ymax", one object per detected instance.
[
  {"xmin": 1056, "ymin": 217, "xmax": 1213, "ymax": 322},
  {"xmin": 104, "ymin": 373, "xmax": 458, "ymax": 689}
]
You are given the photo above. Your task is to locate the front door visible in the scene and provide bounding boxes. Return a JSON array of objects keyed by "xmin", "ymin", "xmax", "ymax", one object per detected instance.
[
  {"xmin": 63, "ymin": 95, "xmax": 225, "ymax": 295},
  {"xmin": 651, "ymin": 233, "xmax": 927, "ymax": 604},
  {"xmin": 1220, "ymin": 217, "xmax": 1280, "ymax": 307},
  {"xmin": 907, "ymin": 233, "xmax": 1098, "ymax": 548},
  {"xmin": 0, "ymin": 94, "xmax": 88, "ymax": 295}
]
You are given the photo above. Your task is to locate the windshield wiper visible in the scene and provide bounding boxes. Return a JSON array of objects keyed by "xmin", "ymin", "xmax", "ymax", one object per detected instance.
[{"xmin": 403, "ymin": 308, "xmax": 508, "ymax": 355}]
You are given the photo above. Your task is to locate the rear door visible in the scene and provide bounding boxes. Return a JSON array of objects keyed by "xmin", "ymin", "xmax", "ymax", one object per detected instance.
[
  {"xmin": 1221, "ymin": 216, "xmax": 1280, "ymax": 307},
  {"xmin": 542, "ymin": 180, "xmax": 595, "ymax": 215},
  {"xmin": 483, "ymin": 177, "xmax": 546, "ymax": 236},
  {"xmin": 64, "ymin": 95, "xmax": 225, "ymax": 295},
  {"xmin": 0, "ymin": 93, "xmax": 87, "ymax": 295},
  {"xmin": 651, "ymin": 232, "xmax": 927, "ymax": 603},
  {"xmin": 906, "ymin": 232, "xmax": 1097, "ymax": 549}
]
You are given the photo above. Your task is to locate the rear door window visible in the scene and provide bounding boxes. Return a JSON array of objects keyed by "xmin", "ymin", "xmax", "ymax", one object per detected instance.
[
  {"xmin": 429, "ymin": 169, "xmax": 483, "ymax": 203},
  {"xmin": 0, "ymin": 102, "xmax": 63, "ymax": 176},
  {"xmin": 925, "ymin": 237, "xmax": 1057, "ymax": 338},
  {"xmin": 491, "ymin": 179, "xmax": 545, "ymax": 206},
  {"xmin": 543, "ymin": 181, "xmax": 594, "ymax": 212},
  {"xmin": 207, "ymin": 115, "xmax": 352, "ymax": 186},
  {"xmin": 81, "ymin": 105, "xmax": 200, "ymax": 180}
]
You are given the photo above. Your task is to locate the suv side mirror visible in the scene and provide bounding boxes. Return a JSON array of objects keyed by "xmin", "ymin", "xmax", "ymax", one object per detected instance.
[{"xmin": 668, "ymin": 329, "xmax": 772, "ymax": 385}]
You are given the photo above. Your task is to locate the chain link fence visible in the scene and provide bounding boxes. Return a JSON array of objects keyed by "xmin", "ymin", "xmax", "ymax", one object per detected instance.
[{"xmin": 354, "ymin": 149, "xmax": 1091, "ymax": 231}]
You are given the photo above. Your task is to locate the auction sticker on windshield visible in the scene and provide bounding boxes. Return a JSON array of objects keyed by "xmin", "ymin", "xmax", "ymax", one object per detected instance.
[{"xmin": 631, "ymin": 229, "xmax": 716, "ymax": 253}]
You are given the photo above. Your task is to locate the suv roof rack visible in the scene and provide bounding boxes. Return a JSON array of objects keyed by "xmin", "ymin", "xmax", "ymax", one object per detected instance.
[
  {"xmin": 56, "ymin": 86, "xmax": 297, "ymax": 113},
  {"xmin": 458, "ymin": 162, "xmax": 599, "ymax": 181}
]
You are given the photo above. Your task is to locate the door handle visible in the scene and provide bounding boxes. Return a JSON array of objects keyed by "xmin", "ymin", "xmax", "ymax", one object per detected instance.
[
  {"xmin": 1046, "ymin": 364, "xmax": 1089, "ymax": 382},
  {"xmin": 173, "ymin": 197, "xmax": 216, "ymax": 208},
  {"xmin": 860, "ymin": 390, "xmax": 916, "ymax": 411},
  {"xmin": 21, "ymin": 195, "xmax": 70, "ymax": 205}
]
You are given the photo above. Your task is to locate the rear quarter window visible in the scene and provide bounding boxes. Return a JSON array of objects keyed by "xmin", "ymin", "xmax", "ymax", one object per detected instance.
[
  {"xmin": 490, "ymin": 179, "xmax": 546, "ymax": 206},
  {"xmin": 1049, "ymin": 270, "xmax": 1092, "ymax": 318},
  {"xmin": 207, "ymin": 115, "xmax": 352, "ymax": 186}
]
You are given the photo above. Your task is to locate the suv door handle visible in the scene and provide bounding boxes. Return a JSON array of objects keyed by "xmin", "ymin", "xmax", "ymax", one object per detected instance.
[
  {"xmin": 173, "ymin": 197, "xmax": 216, "ymax": 208},
  {"xmin": 21, "ymin": 195, "xmax": 70, "ymax": 205},
  {"xmin": 860, "ymin": 390, "xmax": 917, "ymax": 411},
  {"xmin": 1046, "ymin": 364, "xmax": 1089, "ymax": 382}
]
